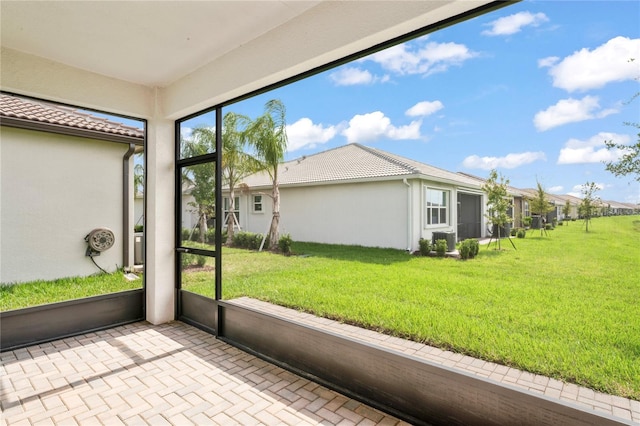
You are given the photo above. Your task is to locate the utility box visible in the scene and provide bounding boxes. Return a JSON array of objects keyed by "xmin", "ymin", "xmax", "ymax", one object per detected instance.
[
  {"xmin": 432, "ymin": 231, "xmax": 456, "ymax": 252},
  {"xmin": 134, "ymin": 232, "xmax": 144, "ymax": 265}
]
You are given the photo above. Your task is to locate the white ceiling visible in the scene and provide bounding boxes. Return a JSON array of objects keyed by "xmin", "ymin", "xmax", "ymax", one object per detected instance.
[
  {"xmin": 1, "ymin": 1, "xmax": 321, "ymax": 87},
  {"xmin": 1, "ymin": 1, "xmax": 507, "ymax": 118}
]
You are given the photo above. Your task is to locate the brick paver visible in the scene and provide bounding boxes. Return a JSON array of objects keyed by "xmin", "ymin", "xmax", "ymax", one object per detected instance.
[
  {"xmin": 231, "ymin": 297, "xmax": 640, "ymax": 425},
  {"xmin": 1, "ymin": 321, "xmax": 407, "ymax": 425},
  {"xmin": 2, "ymin": 298, "xmax": 638, "ymax": 425}
]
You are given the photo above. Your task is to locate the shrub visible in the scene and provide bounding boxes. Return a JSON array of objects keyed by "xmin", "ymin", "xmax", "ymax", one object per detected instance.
[
  {"xmin": 523, "ymin": 216, "xmax": 533, "ymax": 227},
  {"xmin": 459, "ymin": 239, "xmax": 479, "ymax": 260},
  {"xmin": 557, "ymin": 221, "xmax": 564, "ymax": 226},
  {"xmin": 418, "ymin": 238, "xmax": 431, "ymax": 256},
  {"xmin": 469, "ymin": 239, "xmax": 479, "ymax": 258},
  {"xmin": 278, "ymin": 234, "xmax": 293, "ymax": 255},
  {"xmin": 233, "ymin": 231, "xmax": 268, "ymax": 250},
  {"xmin": 545, "ymin": 223, "xmax": 553, "ymax": 230},
  {"xmin": 196, "ymin": 255, "xmax": 207, "ymax": 267},
  {"xmin": 206, "ymin": 228, "xmax": 216, "ymax": 245},
  {"xmin": 510, "ymin": 227, "xmax": 517, "ymax": 237},
  {"xmin": 435, "ymin": 239, "xmax": 447, "ymax": 257},
  {"xmin": 517, "ymin": 229, "xmax": 526, "ymax": 238},
  {"xmin": 134, "ymin": 225, "xmax": 143, "ymax": 233}
]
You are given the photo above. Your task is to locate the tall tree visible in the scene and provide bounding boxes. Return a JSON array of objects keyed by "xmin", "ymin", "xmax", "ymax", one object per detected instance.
[
  {"xmin": 482, "ymin": 169, "xmax": 513, "ymax": 250},
  {"xmin": 181, "ymin": 130, "xmax": 216, "ymax": 244},
  {"xmin": 604, "ymin": 131, "xmax": 640, "ymax": 182},
  {"xmin": 530, "ymin": 181, "xmax": 552, "ymax": 235},
  {"xmin": 218, "ymin": 112, "xmax": 261, "ymax": 245},
  {"xmin": 604, "ymin": 85, "xmax": 639, "ymax": 182},
  {"xmin": 579, "ymin": 182, "xmax": 600, "ymax": 232},
  {"xmin": 249, "ymin": 99, "xmax": 288, "ymax": 250}
]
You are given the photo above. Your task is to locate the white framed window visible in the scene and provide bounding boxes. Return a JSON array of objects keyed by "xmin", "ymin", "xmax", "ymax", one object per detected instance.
[
  {"xmin": 424, "ymin": 187, "xmax": 449, "ymax": 226},
  {"xmin": 223, "ymin": 196, "xmax": 240, "ymax": 228},
  {"xmin": 524, "ymin": 201, "xmax": 530, "ymax": 218},
  {"xmin": 252, "ymin": 194, "xmax": 263, "ymax": 213}
]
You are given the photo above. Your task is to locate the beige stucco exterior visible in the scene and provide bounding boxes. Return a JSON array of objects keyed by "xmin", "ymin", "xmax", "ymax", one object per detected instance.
[{"xmin": 0, "ymin": 126, "xmax": 128, "ymax": 283}]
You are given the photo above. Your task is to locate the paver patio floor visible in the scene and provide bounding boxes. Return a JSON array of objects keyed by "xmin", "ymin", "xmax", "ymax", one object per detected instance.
[
  {"xmin": 1, "ymin": 320, "xmax": 406, "ymax": 425},
  {"xmin": 2, "ymin": 297, "xmax": 639, "ymax": 425}
]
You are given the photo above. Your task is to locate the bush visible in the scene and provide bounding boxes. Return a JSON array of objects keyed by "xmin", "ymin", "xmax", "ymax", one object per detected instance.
[
  {"xmin": 523, "ymin": 216, "xmax": 533, "ymax": 227},
  {"xmin": 557, "ymin": 221, "xmax": 564, "ymax": 226},
  {"xmin": 418, "ymin": 238, "xmax": 431, "ymax": 256},
  {"xmin": 510, "ymin": 227, "xmax": 518, "ymax": 237},
  {"xmin": 517, "ymin": 229, "xmax": 526, "ymax": 238},
  {"xmin": 469, "ymin": 239, "xmax": 479, "ymax": 258},
  {"xmin": 181, "ymin": 253, "xmax": 207, "ymax": 268},
  {"xmin": 206, "ymin": 228, "xmax": 216, "ymax": 245},
  {"xmin": 134, "ymin": 225, "xmax": 143, "ymax": 233},
  {"xmin": 459, "ymin": 239, "xmax": 479, "ymax": 260},
  {"xmin": 435, "ymin": 239, "xmax": 447, "ymax": 257},
  {"xmin": 459, "ymin": 242, "xmax": 471, "ymax": 260},
  {"xmin": 545, "ymin": 223, "xmax": 553, "ymax": 230},
  {"xmin": 233, "ymin": 231, "xmax": 268, "ymax": 250},
  {"xmin": 278, "ymin": 234, "xmax": 293, "ymax": 255}
]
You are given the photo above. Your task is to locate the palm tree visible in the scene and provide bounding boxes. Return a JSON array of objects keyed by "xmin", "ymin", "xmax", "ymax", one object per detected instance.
[
  {"xmin": 219, "ymin": 112, "xmax": 261, "ymax": 244},
  {"xmin": 181, "ymin": 129, "xmax": 216, "ymax": 244},
  {"xmin": 249, "ymin": 99, "xmax": 288, "ymax": 250}
]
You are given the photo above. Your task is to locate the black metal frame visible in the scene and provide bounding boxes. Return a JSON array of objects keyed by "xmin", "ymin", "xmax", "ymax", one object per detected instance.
[{"xmin": 175, "ymin": 108, "xmax": 222, "ymax": 332}]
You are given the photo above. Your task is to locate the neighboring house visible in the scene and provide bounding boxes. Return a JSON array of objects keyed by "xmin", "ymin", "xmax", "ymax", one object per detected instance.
[
  {"xmin": 457, "ymin": 172, "xmax": 527, "ymax": 229},
  {"xmin": 224, "ymin": 143, "xmax": 486, "ymax": 252},
  {"xmin": 553, "ymin": 194, "xmax": 581, "ymax": 220},
  {"xmin": 0, "ymin": 93, "xmax": 144, "ymax": 283}
]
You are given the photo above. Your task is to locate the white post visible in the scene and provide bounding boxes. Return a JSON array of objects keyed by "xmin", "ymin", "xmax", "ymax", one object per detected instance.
[{"xmin": 145, "ymin": 91, "xmax": 175, "ymax": 324}]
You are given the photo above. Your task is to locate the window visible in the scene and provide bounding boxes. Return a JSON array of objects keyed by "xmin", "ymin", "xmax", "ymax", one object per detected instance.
[
  {"xmin": 524, "ymin": 201, "xmax": 530, "ymax": 218},
  {"xmin": 223, "ymin": 197, "xmax": 240, "ymax": 228},
  {"xmin": 425, "ymin": 188, "xmax": 449, "ymax": 226},
  {"xmin": 252, "ymin": 194, "xmax": 263, "ymax": 213}
]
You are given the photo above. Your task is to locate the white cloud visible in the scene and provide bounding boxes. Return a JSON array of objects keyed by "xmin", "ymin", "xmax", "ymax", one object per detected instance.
[
  {"xmin": 544, "ymin": 36, "xmax": 640, "ymax": 92},
  {"xmin": 557, "ymin": 132, "xmax": 631, "ymax": 164},
  {"xmin": 462, "ymin": 151, "xmax": 546, "ymax": 170},
  {"xmin": 482, "ymin": 11, "xmax": 549, "ymax": 36},
  {"xmin": 341, "ymin": 111, "xmax": 422, "ymax": 144},
  {"xmin": 405, "ymin": 100, "xmax": 444, "ymax": 117},
  {"xmin": 533, "ymin": 96, "xmax": 618, "ymax": 131},
  {"xmin": 365, "ymin": 40, "xmax": 477, "ymax": 77},
  {"xmin": 538, "ymin": 56, "xmax": 559, "ymax": 68},
  {"xmin": 328, "ymin": 67, "xmax": 389, "ymax": 86},
  {"xmin": 571, "ymin": 182, "xmax": 605, "ymax": 193},
  {"xmin": 286, "ymin": 118, "xmax": 337, "ymax": 152},
  {"xmin": 548, "ymin": 186, "xmax": 564, "ymax": 193}
]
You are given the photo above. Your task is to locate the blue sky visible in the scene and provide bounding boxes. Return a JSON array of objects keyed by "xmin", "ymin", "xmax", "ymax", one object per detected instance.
[{"xmin": 185, "ymin": 1, "xmax": 640, "ymax": 203}]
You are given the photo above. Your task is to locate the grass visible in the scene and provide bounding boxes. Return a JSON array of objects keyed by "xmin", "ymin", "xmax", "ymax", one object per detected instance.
[
  {"xmin": 2, "ymin": 216, "xmax": 637, "ymax": 399},
  {"xmin": 184, "ymin": 215, "xmax": 640, "ymax": 400},
  {"xmin": 0, "ymin": 272, "xmax": 142, "ymax": 311}
]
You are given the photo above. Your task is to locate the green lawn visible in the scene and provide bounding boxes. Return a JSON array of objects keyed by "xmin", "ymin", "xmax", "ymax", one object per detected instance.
[
  {"xmin": 185, "ymin": 215, "xmax": 640, "ymax": 400},
  {"xmin": 0, "ymin": 272, "xmax": 142, "ymax": 311},
  {"xmin": 2, "ymin": 216, "xmax": 638, "ymax": 400}
]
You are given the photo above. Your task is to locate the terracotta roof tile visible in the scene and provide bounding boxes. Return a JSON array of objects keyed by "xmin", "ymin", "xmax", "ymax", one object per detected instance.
[{"xmin": 0, "ymin": 93, "xmax": 144, "ymax": 139}]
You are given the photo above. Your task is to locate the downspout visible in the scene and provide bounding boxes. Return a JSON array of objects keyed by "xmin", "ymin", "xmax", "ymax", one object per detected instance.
[
  {"xmin": 123, "ymin": 143, "xmax": 136, "ymax": 271},
  {"xmin": 403, "ymin": 178, "xmax": 412, "ymax": 252}
]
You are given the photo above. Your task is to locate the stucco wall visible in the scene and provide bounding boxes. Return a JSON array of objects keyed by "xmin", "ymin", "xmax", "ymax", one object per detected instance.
[
  {"xmin": 239, "ymin": 180, "xmax": 410, "ymax": 250},
  {"xmin": 1, "ymin": 127, "xmax": 126, "ymax": 283}
]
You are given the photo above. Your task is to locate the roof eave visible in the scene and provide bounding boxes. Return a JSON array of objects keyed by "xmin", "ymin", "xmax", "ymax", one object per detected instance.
[{"xmin": 0, "ymin": 116, "xmax": 144, "ymax": 146}]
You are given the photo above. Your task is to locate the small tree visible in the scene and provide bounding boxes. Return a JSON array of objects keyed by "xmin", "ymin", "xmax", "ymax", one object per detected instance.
[
  {"xmin": 482, "ymin": 169, "xmax": 513, "ymax": 250},
  {"xmin": 248, "ymin": 99, "xmax": 288, "ymax": 251},
  {"xmin": 603, "ymin": 85, "xmax": 639, "ymax": 182},
  {"xmin": 579, "ymin": 182, "xmax": 600, "ymax": 232},
  {"xmin": 529, "ymin": 181, "xmax": 552, "ymax": 236},
  {"xmin": 562, "ymin": 200, "xmax": 571, "ymax": 224}
]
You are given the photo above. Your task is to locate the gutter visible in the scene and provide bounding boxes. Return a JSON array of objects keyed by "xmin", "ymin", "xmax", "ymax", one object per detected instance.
[
  {"xmin": 403, "ymin": 178, "xmax": 412, "ymax": 252},
  {"xmin": 123, "ymin": 143, "xmax": 136, "ymax": 270}
]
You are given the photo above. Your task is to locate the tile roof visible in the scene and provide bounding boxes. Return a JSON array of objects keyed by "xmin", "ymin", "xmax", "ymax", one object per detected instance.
[
  {"xmin": 240, "ymin": 143, "xmax": 482, "ymax": 188},
  {"xmin": 0, "ymin": 93, "xmax": 144, "ymax": 139}
]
